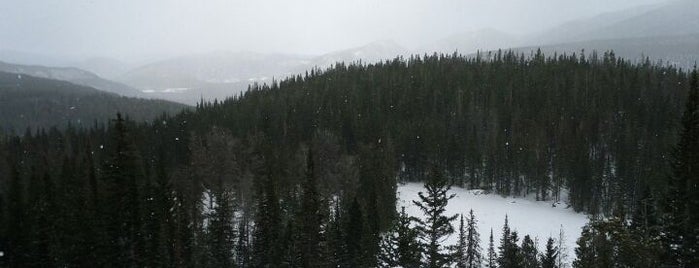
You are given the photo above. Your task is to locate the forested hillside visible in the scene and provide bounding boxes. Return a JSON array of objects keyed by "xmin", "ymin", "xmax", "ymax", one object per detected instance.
[
  {"xmin": 0, "ymin": 71, "xmax": 187, "ymax": 133},
  {"xmin": 0, "ymin": 52, "xmax": 695, "ymax": 267},
  {"xmin": 194, "ymin": 50, "xmax": 689, "ymax": 215}
]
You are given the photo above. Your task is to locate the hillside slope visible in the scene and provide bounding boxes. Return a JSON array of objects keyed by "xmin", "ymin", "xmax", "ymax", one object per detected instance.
[
  {"xmin": 0, "ymin": 71, "xmax": 187, "ymax": 133},
  {"xmin": 0, "ymin": 60, "xmax": 144, "ymax": 97}
]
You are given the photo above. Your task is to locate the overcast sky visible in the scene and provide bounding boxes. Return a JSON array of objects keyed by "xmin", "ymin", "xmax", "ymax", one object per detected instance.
[{"xmin": 0, "ymin": 0, "xmax": 671, "ymax": 61}]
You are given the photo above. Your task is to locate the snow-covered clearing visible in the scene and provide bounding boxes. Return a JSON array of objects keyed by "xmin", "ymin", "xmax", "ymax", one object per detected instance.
[{"xmin": 397, "ymin": 182, "xmax": 588, "ymax": 264}]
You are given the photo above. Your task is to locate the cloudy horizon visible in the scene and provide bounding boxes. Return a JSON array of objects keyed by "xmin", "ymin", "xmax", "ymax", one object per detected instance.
[{"xmin": 1, "ymin": 0, "xmax": 673, "ymax": 63}]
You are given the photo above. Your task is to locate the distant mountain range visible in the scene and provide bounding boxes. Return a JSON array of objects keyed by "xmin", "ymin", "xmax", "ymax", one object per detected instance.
[
  {"xmin": 0, "ymin": 71, "xmax": 187, "ymax": 133},
  {"xmin": 0, "ymin": 60, "xmax": 144, "ymax": 98},
  {"xmin": 0, "ymin": 0, "xmax": 696, "ymax": 105},
  {"xmin": 511, "ymin": 34, "xmax": 699, "ymax": 70},
  {"xmin": 111, "ymin": 40, "xmax": 408, "ymax": 105}
]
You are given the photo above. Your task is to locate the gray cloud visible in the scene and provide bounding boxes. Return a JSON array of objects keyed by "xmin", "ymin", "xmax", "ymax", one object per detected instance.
[{"xmin": 0, "ymin": 0, "xmax": 671, "ymax": 61}]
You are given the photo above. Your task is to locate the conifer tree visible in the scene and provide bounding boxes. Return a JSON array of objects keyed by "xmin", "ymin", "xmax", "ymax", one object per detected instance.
[
  {"xmin": 486, "ymin": 229, "xmax": 498, "ymax": 268},
  {"xmin": 454, "ymin": 214, "xmax": 468, "ymax": 268},
  {"xmin": 496, "ymin": 216, "xmax": 511, "ymax": 268},
  {"xmin": 573, "ymin": 217, "xmax": 660, "ymax": 268},
  {"xmin": 540, "ymin": 237, "xmax": 558, "ymax": 268},
  {"xmin": 236, "ymin": 215, "xmax": 250, "ymax": 268},
  {"xmin": 26, "ymin": 171, "xmax": 57, "ymax": 267},
  {"xmin": 345, "ymin": 197, "xmax": 364, "ymax": 267},
  {"xmin": 395, "ymin": 206, "xmax": 422, "ymax": 268},
  {"xmin": 630, "ymin": 186, "xmax": 659, "ymax": 238},
  {"xmin": 327, "ymin": 201, "xmax": 346, "ymax": 267},
  {"xmin": 521, "ymin": 235, "xmax": 539, "ymax": 268},
  {"xmin": 142, "ymin": 168, "xmax": 165, "ymax": 268},
  {"xmin": 498, "ymin": 216, "xmax": 523, "ymax": 268},
  {"xmin": 378, "ymin": 226, "xmax": 399, "ymax": 268},
  {"xmin": 661, "ymin": 68, "xmax": 699, "ymax": 267},
  {"xmin": 572, "ymin": 225, "xmax": 594, "ymax": 268},
  {"xmin": 362, "ymin": 189, "xmax": 382, "ymax": 266},
  {"xmin": 252, "ymin": 175, "xmax": 282, "ymax": 267},
  {"xmin": 465, "ymin": 209, "xmax": 482, "ymax": 268},
  {"xmin": 207, "ymin": 189, "xmax": 235, "ymax": 267},
  {"xmin": 298, "ymin": 149, "xmax": 325, "ymax": 267},
  {"xmin": 100, "ymin": 113, "xmax": 145, "ymax": 266},
  {"xmin": 281, "ymin": 218, "xmax": 298, "ymax": 267},
  {"xmin": 412, "ymin": 165, "xmax": 457, "ymax": 268}
]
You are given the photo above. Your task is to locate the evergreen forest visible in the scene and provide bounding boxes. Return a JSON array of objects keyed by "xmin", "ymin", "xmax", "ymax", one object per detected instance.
[{"xmin": 0, "ymin": 51, "xmax": 697, "ymax": 267}]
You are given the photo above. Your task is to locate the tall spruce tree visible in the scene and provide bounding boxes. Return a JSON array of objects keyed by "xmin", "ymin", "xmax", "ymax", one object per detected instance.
[
  {"xmin": 487, "ymin": 229, "xmax": 498, "ymax": 268},
  {"xmin": 378, "ymin": 204, "xmax": 418, "ymax": 268},
  {"xmin": 662, "ymin": 68, "xmax": 699, "ymax": 267},
  {"xmin": 236, "ymin": 214, "xmax": 250, "ymax": 268},
  {"xmin": 498, "ymin": 216, "xmax": 523, "ymax": 268},
  {"xmin": 412, "ymin": 165, "xmax": 458, "ymax": 268},
  {"xmin": 100, "ymin": 113, "xmax": 145, "ymax": 266},
  {"xmin": 540, "ymin": 237, "xmax": 558, "ymax": 268},
  {"xmin": 206, "ymin": 188, "xmax": 235, "ymax": 267},
  {"xmin": 298, "ymin": 149, "xmax": 325, "ymax": 267},
  {"xmin": 395, "ymin": 206, "xmax": 422, "ymax": 268},
  {"xmin": 378, "ymin": 224, "xmax": 400, "ymax": 268},
  {"xmin": 327, "ymin": 201, "xmax": 346, "ymax": 267},
  {"xmin": 454, "ymin": 214, "xmax": 468, "ymax": 268},
  {"xmin": 465, "ymin": 209, "xmax": 482, "ymax": 268},
  {"xmin": 345, "ymin": 197, "xmax": 364, "ymax": 267},
  {"xmin": 521, "ymin": 235, "xmax": 539, "ymax": 268},
  {"xmin": 252, "ymin": 175, "xmax": 282, "ymax": 267}
]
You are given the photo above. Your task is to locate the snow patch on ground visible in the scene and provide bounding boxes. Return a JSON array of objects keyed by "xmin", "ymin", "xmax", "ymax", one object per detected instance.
[{"xmin": 397, "ymin": 182, "xmax": 588, "ymax": 264}]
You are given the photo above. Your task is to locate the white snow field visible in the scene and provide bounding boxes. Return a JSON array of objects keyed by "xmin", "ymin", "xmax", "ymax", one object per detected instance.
[{"xmin": 397, "ymin": 182, "xmax": 589, "ymax": 264}]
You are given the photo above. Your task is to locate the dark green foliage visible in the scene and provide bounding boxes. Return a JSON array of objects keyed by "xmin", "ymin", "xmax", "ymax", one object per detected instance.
[
  {"xmin": 253, "ymin": 175, "xmax": 283, "ymax": 267},
  {"xmin": 0, "ymin": 52, "xmax": 695, "ymax": 267},
  {"xmin": 661, "ymin": 68, "xmax": 699, "ymax": 267},
  {"xmin": 412, "ymin": 165, "xmax": 458, "ymax": 268},
  {"xmin": 487, "ymin": 229, "xmax": 498, "ymax": 268},
  {"xmin": 465, "ymin": 210, "xmax": 482, "ymax": 268},
  {"xmin": 298, "ymin": 149, "xmax": 326, "ymax": 267},
  {"xmin": 454, "ymin": 214, "xmax": 468, "ymax": 268},
  {"xmin": 26, "ymin": 172, "xmax": 57, "ymax": 267},
  {"xmin": 497, "ymin": 216, "xmax": 523, "ymax": 268},
  {"xmin": 540, "ymin": 237, "xmax": 558, "ymax": 268},
  {"xmin": 100, "ymin": 113, "xmax": 145, "ymax": 266},
  {"xmin": 235, "ymin": 215, "xmax": 250, "ymax": 267},
  {"xmin": 206, "ymin": 189, "xmax": 235, "ymax": 267},
  {"xmin": 521, "ymin": 235, "xmax": 539, "ymax": 268},
  {"xmin": 572, "ymin": 217, "xmax": 661, "ymax": 268},
  {"xmin": 327, "ymin": 201, "xmax": 346, "ymax": 267},
  {"xmin": 5, "ymin": 159, "xmax": 27, "ymax": 267},
  {"xmin": 379, "ymin": 206, "xmax": 421, "ymax": 268},
  {"xmin": 396, "ymin": 206, "xmax": 422, "ymax": 268},
  {"xmin": 345, "ymin": 197, "xmax": 364, "ymax": 267},
  {"xmin": 454, "ymin": 210, "xmax": 483, "ymax": 268}
]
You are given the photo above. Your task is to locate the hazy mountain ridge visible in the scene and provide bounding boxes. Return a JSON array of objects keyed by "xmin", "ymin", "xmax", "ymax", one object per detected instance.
[
  {"xmin": 0, "ymin": 71, "xmax": 187, "ymax": 133},
  {"xmin": 509, "ymin": 33, "xmax": 699, "ymax": 70},
  {"xmin": 0, "ymin": 60, "xmax": 144, "ymax": 98},
  {"xmin": 418, "ymin": 28, "xmax": 523, "ymax": 55},
  {"xmin": 73, "ymin": 57, "xmax": 134, "ymax": 79},
  {"xmin": 525, "ymin": 3, "xmax": 663, "ymax": 45},
  {"xmin": 114, "ymin": 41, "xmax": 407, "ymax": 104}
]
